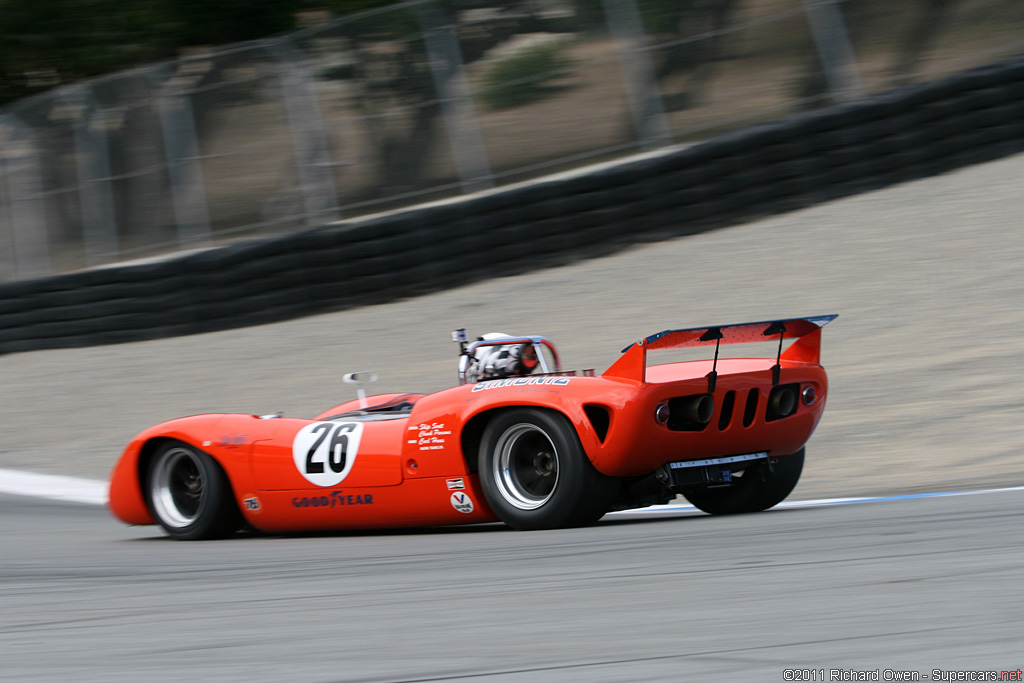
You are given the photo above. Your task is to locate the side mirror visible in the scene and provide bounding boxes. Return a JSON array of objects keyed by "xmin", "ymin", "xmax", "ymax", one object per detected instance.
[{"xmin": 342, "ymin": 372, "xmax": 378, "ymax": 409}]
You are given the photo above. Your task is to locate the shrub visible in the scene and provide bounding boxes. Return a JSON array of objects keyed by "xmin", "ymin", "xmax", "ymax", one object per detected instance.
[{"xmin": 478, "ymin": 40, "xmax": 574, "ymax": 110}]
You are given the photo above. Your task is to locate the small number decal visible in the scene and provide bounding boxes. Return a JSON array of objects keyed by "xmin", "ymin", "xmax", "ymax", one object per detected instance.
[{"xmin": 293, "ymin": 422, "xmax": 363, "ymax": 487}]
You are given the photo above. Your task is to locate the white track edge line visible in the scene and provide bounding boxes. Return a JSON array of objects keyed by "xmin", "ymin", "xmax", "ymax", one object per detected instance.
[{"xmin": 0, "ymin": 468, "xmax": 109, "ymax": 506}]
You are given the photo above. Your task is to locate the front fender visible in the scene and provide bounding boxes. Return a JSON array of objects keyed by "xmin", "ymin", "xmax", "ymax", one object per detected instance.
[{"xmin": 107, "ymin": 414, "xmax": 229, "ymax": 525}]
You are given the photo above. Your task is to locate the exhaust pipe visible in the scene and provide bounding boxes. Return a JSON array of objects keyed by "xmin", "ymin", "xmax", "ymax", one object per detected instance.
[
  {"xmin": 667, "ymin": 394, "xmax": 714, "ymax": 428},
  {"xmin": 767, "ymin": 384, "xmax": 798, "ymax": 421}
]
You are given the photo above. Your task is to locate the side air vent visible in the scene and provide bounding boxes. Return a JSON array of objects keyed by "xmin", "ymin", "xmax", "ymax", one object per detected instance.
[{"xmin": 584, "ymin": 405, "xmax": 611, "ymax": 442}]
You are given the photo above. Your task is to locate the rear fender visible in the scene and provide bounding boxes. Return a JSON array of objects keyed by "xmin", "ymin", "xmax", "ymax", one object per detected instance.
[{"xmin": 456, "ymin": 402, "xmax": 607, "ymax": 476}]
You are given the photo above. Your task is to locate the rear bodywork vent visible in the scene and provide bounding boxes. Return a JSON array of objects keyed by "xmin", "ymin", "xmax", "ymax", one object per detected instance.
[
  {"xmin": 717, "ymin": 390, "xmax": 736, "ymax": 430},
  {"xmin": 743, "ymin": 389, "xmax": 760, "ymax": 428}
]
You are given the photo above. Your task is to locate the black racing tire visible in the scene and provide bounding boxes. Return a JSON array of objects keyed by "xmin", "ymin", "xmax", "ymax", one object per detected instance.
[
  {"xmin": 478, "ymin": 408, "xmax": 618, "ymax": 531},
  {"xmin": 145, "ymin": 440, "xmax": 242, "ymax": 540},
  {"xmin": 682, "ymin": 448, "xmax": 805, "ymax": 515}
]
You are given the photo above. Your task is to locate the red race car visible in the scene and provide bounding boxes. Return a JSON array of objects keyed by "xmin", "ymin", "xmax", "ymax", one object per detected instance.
[{"xmin": 109, "ymin": 315, "xmax": 836, "ymax": 539}]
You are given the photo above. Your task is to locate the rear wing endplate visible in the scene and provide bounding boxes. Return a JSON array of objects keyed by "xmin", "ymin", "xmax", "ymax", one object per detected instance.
[{"xmin": 604, "ymin": 314, "xmax": 837, "ymax": 386}]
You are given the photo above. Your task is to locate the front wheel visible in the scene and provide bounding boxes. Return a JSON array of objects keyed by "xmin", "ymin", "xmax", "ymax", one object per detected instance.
[
  {"xmin": 478, "ymin": 408, "xmax": 618, "ymax": 530},
  {"xmin": 146, "ymin": 440, "xmax": 242, "ymax": 540},
  {"xmin": 682, "ymin": 448, "xmax": 804, "ymax": 515}
]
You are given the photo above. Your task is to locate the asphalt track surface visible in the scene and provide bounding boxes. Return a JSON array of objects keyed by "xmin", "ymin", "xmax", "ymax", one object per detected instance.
[{"xmin": 3, "ymin": 489, "xmax": 1023, "ymax": 682}]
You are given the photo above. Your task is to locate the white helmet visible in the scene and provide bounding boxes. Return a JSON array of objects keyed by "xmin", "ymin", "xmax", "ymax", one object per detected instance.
[{"xmin": 465, "ymin": 333, "xmax": 540, "ymax": 382}]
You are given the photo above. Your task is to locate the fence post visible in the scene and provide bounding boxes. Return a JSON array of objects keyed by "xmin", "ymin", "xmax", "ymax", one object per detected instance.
[
  {"xmin": 152, "ymin": 63, "xmax": 213, "ymax": 249},
  {"xmin": 602, "ymin": 0, "xmax": 672, "ymax": 149},
  {"xmin": 61, "ymin": 86, "xmax": 120, "ymax": 266},
  {"xmin": 0, "ymin": 114, "xmax": 51, "ymax": 281},
  {"xmin": 413, "ymin": 2, "xmax": 494, "ymax": 194},
  {"xmin": 267, "ymin": 38, "xmax": 342, "ymax": 226},
  {"xmin": 802, "ymin": 0, "xmax": 862, "ymax": 101}
]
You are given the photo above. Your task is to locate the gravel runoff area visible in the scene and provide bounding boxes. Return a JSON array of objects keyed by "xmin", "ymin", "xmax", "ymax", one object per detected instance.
[{"xmin": 2, "ymin": 152, "xmax": 1022, "ymax": 500}]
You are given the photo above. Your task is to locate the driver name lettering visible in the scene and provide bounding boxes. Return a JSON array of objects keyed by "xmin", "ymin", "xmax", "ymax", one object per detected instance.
[
  {"xmin": 472, "ymin": 376, "xmax": 571, "ymax": 392},
  {"xmin": 408, "ymin": 422, "xmax": 452, "ymax": 451}
]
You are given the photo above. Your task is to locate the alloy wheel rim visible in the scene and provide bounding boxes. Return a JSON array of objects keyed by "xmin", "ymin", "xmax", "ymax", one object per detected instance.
[
  {"xmin": 151, "ymin": 448, "xmax": 205, "ymax": 528},
  {"xmin": 493, "ymin": 424, "xmax": 559, "ymax": 510}
]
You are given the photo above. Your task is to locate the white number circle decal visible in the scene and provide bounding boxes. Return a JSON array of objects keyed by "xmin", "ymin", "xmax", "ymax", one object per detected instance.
[{"xmin": 293, "ymin": 421, "xmax": 363, "ymax": 487}]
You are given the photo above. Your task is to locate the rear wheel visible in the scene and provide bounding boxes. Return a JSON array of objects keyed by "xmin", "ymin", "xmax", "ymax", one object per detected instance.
[
  {"xmin": 478, "ymin": 408, "xmax": 618, "ymax": 530},
  {"xmin": 682, "ymin": 448, "xmax": 804, "ymax": 515},
  {"xmin": 146, "ymin": 440, "xmax": 241, "ymax": 540}
]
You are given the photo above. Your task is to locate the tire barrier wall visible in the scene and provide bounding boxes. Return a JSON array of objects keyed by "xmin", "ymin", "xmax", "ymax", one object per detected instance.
[{"xmin": 2, "ymin": 53, "xmax": 1024, "ymax": 355}]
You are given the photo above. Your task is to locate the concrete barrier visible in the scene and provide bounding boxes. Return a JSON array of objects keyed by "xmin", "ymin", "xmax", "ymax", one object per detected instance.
[{"xmin": 3, "ymin": 52, "xmax": 1023, "ymax": 355}]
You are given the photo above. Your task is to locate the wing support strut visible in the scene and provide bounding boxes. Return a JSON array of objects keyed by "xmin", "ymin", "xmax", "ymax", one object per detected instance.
[
  {"xmin": 701, "ymin": 327, "xmax": 723, "ymax": 393},
  {"xmin": 764, "ymin": 321, "xmax": 787, "ymax": 385}
]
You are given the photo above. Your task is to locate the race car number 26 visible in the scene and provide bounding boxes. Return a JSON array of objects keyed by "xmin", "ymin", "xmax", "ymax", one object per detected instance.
[{"xmin": 292, "ymin": 421, "xmax": 363, "ymax": 487}]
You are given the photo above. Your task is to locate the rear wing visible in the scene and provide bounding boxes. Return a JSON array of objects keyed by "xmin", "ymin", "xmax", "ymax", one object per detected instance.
[{"xmin": 604, "ymin": 314, "xmax": 837, "ymax": 386}]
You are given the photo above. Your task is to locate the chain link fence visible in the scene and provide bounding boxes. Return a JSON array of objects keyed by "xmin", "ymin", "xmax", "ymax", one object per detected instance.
[{"xmin": 3, "ymin": 0, "xmax": 1023, "ymax": 282}]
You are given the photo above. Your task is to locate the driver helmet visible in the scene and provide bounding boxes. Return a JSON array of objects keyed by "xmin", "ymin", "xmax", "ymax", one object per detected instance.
[{"xmin": 467, "ymin": 333, "xmax": 540, "ymax": 382}]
